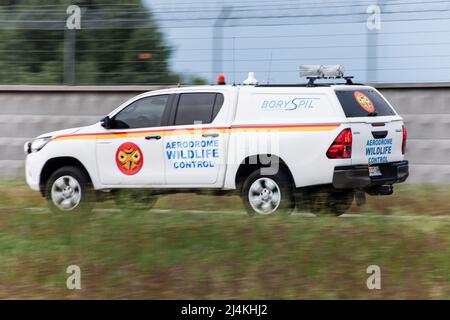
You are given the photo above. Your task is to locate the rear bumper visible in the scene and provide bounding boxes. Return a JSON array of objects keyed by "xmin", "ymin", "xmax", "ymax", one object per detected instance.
[{"xmin": 332, "ymin": 160, "xmax": 409, "ymax": 189}]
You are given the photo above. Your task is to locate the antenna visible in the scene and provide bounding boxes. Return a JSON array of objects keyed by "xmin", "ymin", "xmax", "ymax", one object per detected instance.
[
  {"xmin": 266, "ymin": 51, "xmax": 273, "ymax": 84},
  {"xmin": 232, "ymin": 37, "xmax": 236, "ymax": 85}
]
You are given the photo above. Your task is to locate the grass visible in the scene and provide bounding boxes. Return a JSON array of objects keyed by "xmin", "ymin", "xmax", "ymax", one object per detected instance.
[{"xmin": 0, "ymin": 180, "xmax": 449, "ymax": 299}]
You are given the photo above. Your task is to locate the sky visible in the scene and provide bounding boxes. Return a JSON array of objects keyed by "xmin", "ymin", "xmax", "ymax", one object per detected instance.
[{"xmin": 143, "ymin": 0, "xmax": 450, "ymax": 84}]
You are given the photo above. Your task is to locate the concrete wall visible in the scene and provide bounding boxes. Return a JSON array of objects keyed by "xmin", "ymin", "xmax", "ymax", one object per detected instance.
[
  {"xmin": 0, "ymin": 86, "xmax": 156, "ymax": 178},
  {"xmin": 1, "ymin": 84, "xmax": 449, "ymax": 183},
  {"xmin": 378, "ymin": 85, "xmax": 450, "ymax": 183}
]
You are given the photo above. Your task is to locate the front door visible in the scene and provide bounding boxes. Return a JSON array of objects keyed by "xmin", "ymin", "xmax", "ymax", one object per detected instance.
[{"xmin": 96, "ymin": 94, "xmax": 170, "ymax": 186}]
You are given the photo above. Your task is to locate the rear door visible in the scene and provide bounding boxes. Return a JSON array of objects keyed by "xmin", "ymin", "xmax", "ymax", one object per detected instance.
[
  {"xmin": 335, "ymin": 88, "xmax": 404, "ymax": 166},
  {"xmin": 163, "ymin": 92, "xmax": 229, "ymax": 186}
]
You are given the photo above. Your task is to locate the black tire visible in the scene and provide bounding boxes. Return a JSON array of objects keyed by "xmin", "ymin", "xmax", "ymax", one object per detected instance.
[
  {"xmin": 45, "ymin": 166, "xmax": 94, "ymax": 214},
  {"xmin": 114, "ymin": 190, "xmax": 158, "ymax": 212},
  {"xmin": 307, "ymin": 187, "xmax": 354, "ymax": 216},
  {"xmin": 241, "ymin": 169, "xmax": 295, "ymax": 216}
]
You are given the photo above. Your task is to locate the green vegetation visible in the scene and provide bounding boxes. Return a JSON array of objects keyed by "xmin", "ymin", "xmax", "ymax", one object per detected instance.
[
  {"xmin": 0, "ymin": 0, "xmax": 185, "ymax": 85},
  {"xmin": 0, "ymin": 182, "xmax": 449, "ymax": 299}
]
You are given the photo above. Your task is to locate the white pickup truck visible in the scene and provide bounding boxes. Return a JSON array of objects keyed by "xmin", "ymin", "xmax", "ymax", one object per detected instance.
[{"xmin": 24, "ymin": 72, "xmax": 408, "ymax": 215}]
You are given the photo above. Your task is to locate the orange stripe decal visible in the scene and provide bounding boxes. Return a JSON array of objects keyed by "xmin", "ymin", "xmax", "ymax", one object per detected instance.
[{"xmin": 50, "ymin": 123, "xmax": 341, "ymax": 142}]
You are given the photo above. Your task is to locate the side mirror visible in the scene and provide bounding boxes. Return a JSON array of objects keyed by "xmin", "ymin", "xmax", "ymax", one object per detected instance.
[{"xmin": 100, "ymin": 116, "xmax": 113, "ymax": 129}]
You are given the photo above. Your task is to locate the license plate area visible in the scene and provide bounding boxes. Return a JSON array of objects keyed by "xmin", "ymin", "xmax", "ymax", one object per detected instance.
[{"xmin": 368, "ymin": 165, "xmax": 382, "ymax": 177}]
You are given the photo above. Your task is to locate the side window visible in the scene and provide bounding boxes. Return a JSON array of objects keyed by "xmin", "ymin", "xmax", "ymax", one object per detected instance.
[
  {"xmin": 174, "ymin": 93, "xmax": 224, "ymax": 126},
  {"xmin": 113, "ymin": 95, "xmax": 169, "ymax": 129},
  {"xmin": 212, "ymin": 93, "xmax": 224, "ymax": 120},
  {"xmin": 335, "ymin": 89, "xmax": 396, "ymax": 117}
]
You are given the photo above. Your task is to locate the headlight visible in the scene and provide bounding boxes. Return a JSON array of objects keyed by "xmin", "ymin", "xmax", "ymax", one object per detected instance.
[{"xmin": 26, "ymin": 136, "xmax": 52, "ymax": 154}]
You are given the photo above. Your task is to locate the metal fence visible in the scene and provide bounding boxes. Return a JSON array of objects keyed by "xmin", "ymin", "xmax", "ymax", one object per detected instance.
[{"xmin": 3, "ymin": 1, "xmax": 450, "ymax": 85}]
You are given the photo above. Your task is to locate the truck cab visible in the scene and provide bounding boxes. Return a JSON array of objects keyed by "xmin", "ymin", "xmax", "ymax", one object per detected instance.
[{"xmin": 24, "ymin": 66, "xmax": 408, "ymax": 215}]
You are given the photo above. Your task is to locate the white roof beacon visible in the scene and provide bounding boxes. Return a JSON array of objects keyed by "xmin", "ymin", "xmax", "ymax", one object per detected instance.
[{"xmin": 243, "ymin": 72, "xmax": 258, "ymax": 85}]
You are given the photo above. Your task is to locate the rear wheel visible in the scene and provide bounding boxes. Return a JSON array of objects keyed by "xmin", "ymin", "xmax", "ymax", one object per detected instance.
[
  {"xmin": 45, "ymin": 166, "xmax": 94, "ymax": 214},
  {"xmin": 241, "ymin": 169, "xmax": 295, "ymax": 216}
]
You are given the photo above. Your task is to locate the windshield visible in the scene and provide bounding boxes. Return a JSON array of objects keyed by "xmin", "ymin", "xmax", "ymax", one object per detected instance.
[{"xmin": 335, "ymin": 88, "xmax": 396, "ymax": 117}]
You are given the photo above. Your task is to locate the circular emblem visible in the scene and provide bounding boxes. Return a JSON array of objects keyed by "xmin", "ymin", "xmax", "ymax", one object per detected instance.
[
  {"xmin": 354, "ymin": 91, "xmax": 375, "ymax": 113},
  {"xmin": 116, "ymin": 142, "xmax": 143, "ymax": 175}
]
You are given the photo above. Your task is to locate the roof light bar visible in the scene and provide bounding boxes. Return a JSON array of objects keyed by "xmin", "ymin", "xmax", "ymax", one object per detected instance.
[
  {"xmin": 321, "ymin": 65, "xmax": 345, "ymax": 78},
  {"xmin": 299, "ymin": 64, "xmax": 345, "ymax": 79}
]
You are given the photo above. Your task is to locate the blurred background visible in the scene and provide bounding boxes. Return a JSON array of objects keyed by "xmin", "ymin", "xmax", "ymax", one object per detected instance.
[
  {"xmin": 2, "ymin": 0, "xmax": 450, "ymax": 84},
  {"xmin": 0, "ymin": 0, "xmax": 449, "ymax": 299}
]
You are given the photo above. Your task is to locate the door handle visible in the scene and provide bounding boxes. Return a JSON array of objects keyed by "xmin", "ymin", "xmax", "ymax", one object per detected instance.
[
  {"xmin": 372, "ymin": 131, "xmax": 388, "ymax": 139},
  {"xmin": 145, "ymin": 135, "xmax": 161, "ymax": 140},
  {"xmin": 202, "ymin": 133, "xmax": 219, "ymax": 138}
]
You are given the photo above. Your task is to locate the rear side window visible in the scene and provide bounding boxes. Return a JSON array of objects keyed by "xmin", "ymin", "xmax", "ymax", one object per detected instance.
[
  {"xmin": 335, "ymin": 89, "xmax": 396, "ymax": 117},
  {"xmin": 174, "ymin": 93, "xmax": 224, "ymax": 126}
]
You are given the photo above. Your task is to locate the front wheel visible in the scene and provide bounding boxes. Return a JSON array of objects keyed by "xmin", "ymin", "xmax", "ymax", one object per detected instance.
[
  {"xmin": 241, "ymin": 169, "xmax": 295, "ymax": 216},
  {"xmin": 45, "ymin": 166, "xmax": 94, "ymax": 214}
]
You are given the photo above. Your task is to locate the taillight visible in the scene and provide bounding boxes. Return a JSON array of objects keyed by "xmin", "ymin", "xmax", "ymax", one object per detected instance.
[
  {"xmin": 327, "ymin": 128, "xmax": 352, "ymax": 159},
  {"xmin": 402, "ymin": 125, "xmax": 407, "ymax": 154}
]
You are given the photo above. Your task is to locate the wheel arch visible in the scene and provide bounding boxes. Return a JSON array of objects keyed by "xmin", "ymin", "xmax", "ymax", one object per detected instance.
[
  {"xmin": 39, "ymin": 157, "xmax": 92, "ymax": 196},
  {"xmin": 234, "ymin": 154, "xmax": 295, "ymax": 191}
]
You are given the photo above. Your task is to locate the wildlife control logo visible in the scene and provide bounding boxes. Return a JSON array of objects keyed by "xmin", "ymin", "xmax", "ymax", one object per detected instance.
[
  {"xmin": 116, "ymin": 142, "xmax": 143, "ymax": 175},
  {"xmin": 354, "ymin": 91, "xmax": 375, "ymax": 113}
]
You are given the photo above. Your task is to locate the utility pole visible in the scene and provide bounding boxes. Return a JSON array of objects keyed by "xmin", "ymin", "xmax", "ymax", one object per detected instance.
[
  {"xmin": 212, "ymin": 6, "xmax": 232, "ymax": 83},
  {"xmin": 366, "ymin": 0, "xmax": 387, "ymax": 83},
  {"xmin": 64, "ymin": 5, "xmax": 81, "ymax": 85},
  {"xmin": 64, "ymin": 29, "xmax": 76, "ymax": 86}
]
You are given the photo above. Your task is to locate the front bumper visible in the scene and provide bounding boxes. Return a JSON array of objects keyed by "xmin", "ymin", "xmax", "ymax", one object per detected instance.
[
  {"xmin": 332, "ymin": 160, "xmax": 409, "ymax": 189},
  {"xmin": 25, "ymin": 153, "xmax": 45, "ymax": 192}
]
